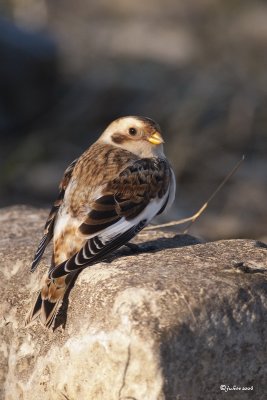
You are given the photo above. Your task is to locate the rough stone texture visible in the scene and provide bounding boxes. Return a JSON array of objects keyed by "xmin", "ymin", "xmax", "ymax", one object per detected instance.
[{"xmin": 0, "ymin": 206, "xmax": 267, "ymax": 400}]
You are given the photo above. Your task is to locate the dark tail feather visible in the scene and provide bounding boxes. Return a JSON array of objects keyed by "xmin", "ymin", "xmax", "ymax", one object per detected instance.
[
  {"xmin": 25, "ymin": 289, "xmax": 65, "ymax": 329},
  {"xmin": 25, "ymin": 291, "xmax": 43, "ymax": 326},
  {"xmin": 30, "ymin": 233, "xmax": 52, "ymax": 272},
  {"xmin": 40, "ymin": 297, "xmax": 63, "ymax": 329},
  {"xmin": 26, "ymin": 276, "xmax": 70, "ymax": 329}
]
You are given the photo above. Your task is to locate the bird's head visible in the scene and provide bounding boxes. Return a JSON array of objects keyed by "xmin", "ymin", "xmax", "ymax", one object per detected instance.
[{"xmin": 99, "ymin": 116, "xmax": 165, "ymax": 158}]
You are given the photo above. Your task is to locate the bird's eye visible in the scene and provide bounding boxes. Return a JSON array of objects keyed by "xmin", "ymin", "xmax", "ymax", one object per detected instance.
[{"xmin": 129, "ymin": 127, "xmax": 137, "ymax": 136}]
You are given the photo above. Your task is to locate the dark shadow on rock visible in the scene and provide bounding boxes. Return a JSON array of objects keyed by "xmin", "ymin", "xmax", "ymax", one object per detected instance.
[
  {"xmin": 114, "ymin": 233, "xmax": 202, "ymax": 257},
  {"xmin": 255, "ymin": 241, "xmax": 267, "ymax": 249},
  {"xmin": 159, "ymin": 284, "xmax": 267, "ymax": 400}
]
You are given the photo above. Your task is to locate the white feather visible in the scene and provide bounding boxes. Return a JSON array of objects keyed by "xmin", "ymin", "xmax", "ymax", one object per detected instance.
[{"xmin": 100, "ymin": 190, "xmax": 170, "ymax": 243}]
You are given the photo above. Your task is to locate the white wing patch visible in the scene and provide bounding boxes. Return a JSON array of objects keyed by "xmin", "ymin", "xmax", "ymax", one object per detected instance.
[{"xmin": 99, "ymin": 190, "xmax": 170, "ymax": 242}]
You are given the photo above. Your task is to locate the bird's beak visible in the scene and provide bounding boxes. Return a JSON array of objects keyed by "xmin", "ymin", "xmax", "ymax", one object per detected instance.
[{"xmin": 148, "ymin": 131, "xmax": 164, "ymax": 145}]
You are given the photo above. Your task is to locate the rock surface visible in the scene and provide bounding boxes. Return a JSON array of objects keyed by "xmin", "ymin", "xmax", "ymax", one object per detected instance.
[{"xmin": 0, "ymin": 206, "xmax": 267, "ymax": 400}]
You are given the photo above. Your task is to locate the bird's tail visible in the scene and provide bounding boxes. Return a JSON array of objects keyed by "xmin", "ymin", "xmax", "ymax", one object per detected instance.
[{"xmin": 26, "ymin": 274, "xmax": 72, "ymax": 329}]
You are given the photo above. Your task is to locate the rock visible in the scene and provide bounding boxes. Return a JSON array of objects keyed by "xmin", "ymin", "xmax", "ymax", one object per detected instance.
[{"xmin": 0, "ymin": 206, "xmax": 267, "ymax": 400}]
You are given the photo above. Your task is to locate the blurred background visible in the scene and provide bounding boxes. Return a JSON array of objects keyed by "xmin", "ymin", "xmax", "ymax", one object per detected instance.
[{"xmin": 0, "ymin": 0, "xmax": 266, "ymax": 242}]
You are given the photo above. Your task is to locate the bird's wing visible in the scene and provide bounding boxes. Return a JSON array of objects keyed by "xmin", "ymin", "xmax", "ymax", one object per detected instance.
[
  {"xmin": 30, "ymin": 158, "xmax": 78, "ymax": 272},
  {"xmin": 49, "ymin": 158, "xmax": 171, "ymax": 278}
]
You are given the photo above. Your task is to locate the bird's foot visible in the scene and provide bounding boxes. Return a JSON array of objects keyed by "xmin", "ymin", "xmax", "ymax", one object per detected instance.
[
  {"xmin": 124, "ymin": 242, "xmax": 141, "ymax": 253},
  {"xmin": 124, "ymin": 242, "xmax": 158, "ymax": 254}
]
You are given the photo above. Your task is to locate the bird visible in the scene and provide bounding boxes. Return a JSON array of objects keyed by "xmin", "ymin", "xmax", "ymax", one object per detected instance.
[{"xmin": 26, "ymin": 116, "xmax": 176, "ymax": 329}]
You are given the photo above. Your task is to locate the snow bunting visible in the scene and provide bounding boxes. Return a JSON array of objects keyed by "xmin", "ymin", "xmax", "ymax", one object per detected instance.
[{"xmin": 26, "ymin": 116, "xmax": 176, "ymax": 328}]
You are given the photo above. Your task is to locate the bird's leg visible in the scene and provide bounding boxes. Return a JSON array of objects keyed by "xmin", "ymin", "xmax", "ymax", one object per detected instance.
[
  {"xmin": 124, "ymin": 242, "xmax": 141, "ymax": 253},
  {"xmin": 124, "ymin": 241, "xmax": 158, "ymax": 253}
]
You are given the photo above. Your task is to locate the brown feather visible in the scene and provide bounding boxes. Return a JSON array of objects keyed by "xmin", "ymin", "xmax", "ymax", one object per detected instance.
[
  {"xmin": 27, "ymin": 116, "xmax": 175, "ymax": 329},
  {"xmin": 79, "ymin": 157, "xmax": 171, "ymax": 235}
]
